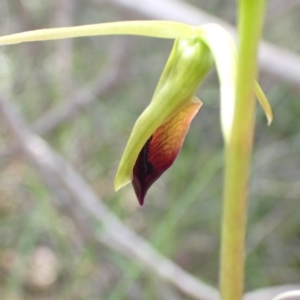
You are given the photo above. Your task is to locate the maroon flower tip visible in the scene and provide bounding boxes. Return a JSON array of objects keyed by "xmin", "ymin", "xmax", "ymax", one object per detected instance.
[
  {"xmin": 132, "ymin": 101, "xmax": 201, "ymax": 205},
  {"xmin": 132, "ymin": 136, "xmax": 164, "ymax": 206}
]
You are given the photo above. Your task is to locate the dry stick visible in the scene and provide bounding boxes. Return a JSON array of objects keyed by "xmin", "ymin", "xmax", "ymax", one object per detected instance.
[
  {"xmin": 244, "ymin": 286, "xmax": 300, "ymax": 300},
  {"xmin": 0, "ymin": 95, "xmax": 299, "ymax": 300},
  {"xmin": 105, "ymin": 0, "xmax": 300, "ymax": 88}
]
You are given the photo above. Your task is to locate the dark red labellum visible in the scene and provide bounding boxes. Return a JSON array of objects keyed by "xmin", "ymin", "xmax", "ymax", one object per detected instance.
[{"xmin": 132, "ymin": 101, "xmax": 201, "ymax": 205}]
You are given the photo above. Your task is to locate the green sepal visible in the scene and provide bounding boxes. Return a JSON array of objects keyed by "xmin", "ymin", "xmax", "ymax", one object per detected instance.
[
  {"xmin": 0, "ymin": 21, "xmax": 195, "ymax": 45},
  {"xmin": 195, "ymin": 24, "xmax": 273, "ymax": 142}
]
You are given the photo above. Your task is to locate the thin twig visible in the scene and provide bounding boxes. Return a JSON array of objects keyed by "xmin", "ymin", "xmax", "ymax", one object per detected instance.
[{"xmin": 245, "ymin": 286, "xmax": 300, "ymax": 300}]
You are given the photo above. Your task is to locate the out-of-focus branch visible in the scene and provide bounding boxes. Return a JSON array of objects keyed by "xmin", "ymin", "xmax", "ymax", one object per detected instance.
[
  {"xmin": 104, "ymin": 0, "xmax": 300, "ymax": 88},
  {"xmin": 245, "ymin": 286, "xmax": 300, "ymax": 300}
]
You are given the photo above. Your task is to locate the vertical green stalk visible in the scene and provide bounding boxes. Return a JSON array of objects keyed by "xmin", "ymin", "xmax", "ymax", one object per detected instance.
[{"xmin": 220, "ymin": 1, "xmax": 266, "ymax": 300}]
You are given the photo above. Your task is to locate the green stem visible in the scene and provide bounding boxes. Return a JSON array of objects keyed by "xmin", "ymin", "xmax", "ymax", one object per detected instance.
[{"xmin": 219, "ymin": 1, "xmax": 266, "ymax": 300}]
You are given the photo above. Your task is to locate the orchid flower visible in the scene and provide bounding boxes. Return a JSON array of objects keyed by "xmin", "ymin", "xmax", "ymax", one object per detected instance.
[
  {"xmin": 111, "ymin": 24, "xmax": 272, "ymax": 205},
  {"xmin": 0, "ymin": 21, "xmax": 273, "ymax": 205}
]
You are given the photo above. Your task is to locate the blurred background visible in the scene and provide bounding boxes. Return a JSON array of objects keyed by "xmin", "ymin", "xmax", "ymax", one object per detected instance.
[{"xmin": 0, "ymin": 0, "xmax": 299, "ymax": 299}]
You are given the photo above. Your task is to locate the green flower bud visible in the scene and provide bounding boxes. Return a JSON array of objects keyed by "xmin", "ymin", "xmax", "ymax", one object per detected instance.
[{"xmin": 114, "ymin": 37, "xmax": 214, "ymax": 191}]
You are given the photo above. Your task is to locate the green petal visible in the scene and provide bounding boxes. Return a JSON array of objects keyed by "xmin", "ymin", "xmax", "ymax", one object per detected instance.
[
  {"xmin": 0, "ymin": 21, "xmax": 195, "ymax": 45},
  {"xmin": 196, "ymin": 24, "xmax": 273, "ymax": 141},
  {"xmin": 114, "ymin": 38, "xmax": 213, "ymax": 190},
  {"xmin": 196, "ymin": 24, "xmax": 237, "ymax": 142}
]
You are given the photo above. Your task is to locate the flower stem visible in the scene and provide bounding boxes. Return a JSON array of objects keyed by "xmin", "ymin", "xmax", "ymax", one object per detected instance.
[{"xmin": 219, "ymin": 1, "xmax": 266, "ymax": 300}]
